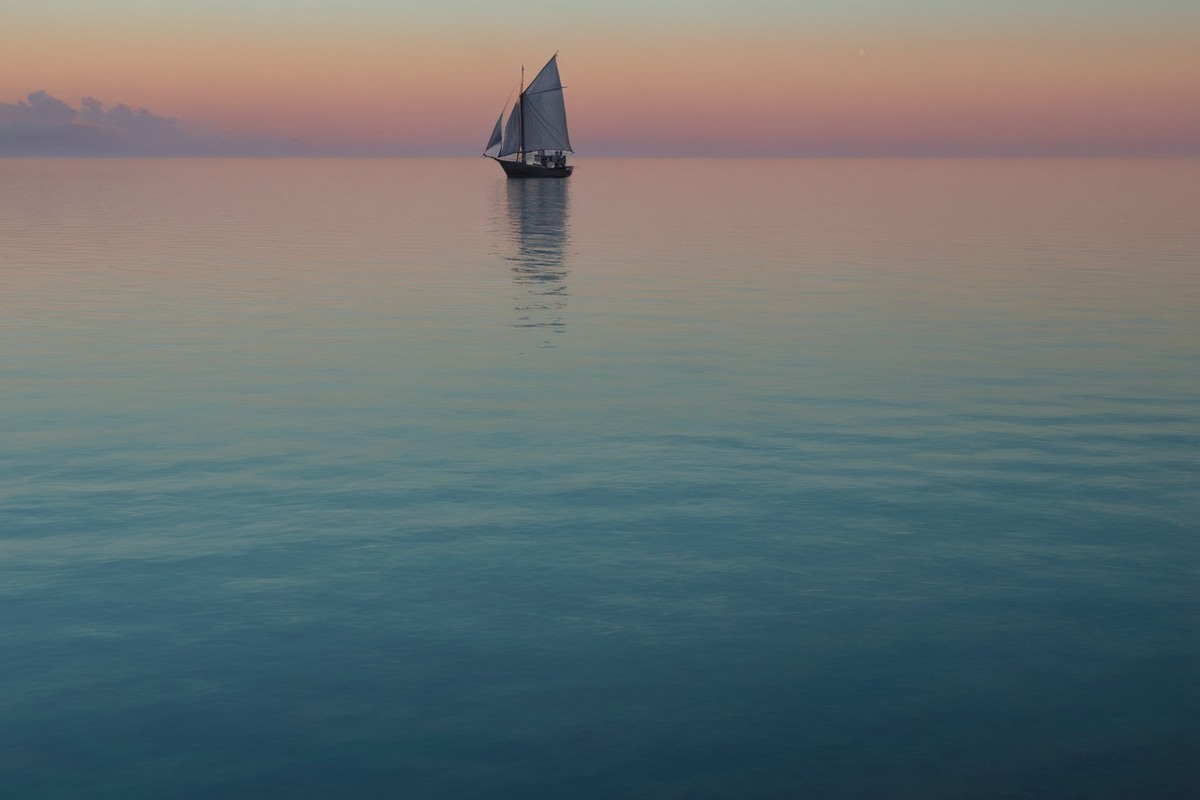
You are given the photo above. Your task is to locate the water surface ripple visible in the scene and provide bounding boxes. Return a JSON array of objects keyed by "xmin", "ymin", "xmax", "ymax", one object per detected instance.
[{"xmin": 1, "ymin": 158, "xmax": 1197, "ymax": 798}]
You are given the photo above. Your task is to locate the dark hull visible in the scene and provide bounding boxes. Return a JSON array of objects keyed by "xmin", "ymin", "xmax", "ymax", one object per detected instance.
[{"xmin": 495, "ymin": 159, "xmax": 573, "ymax": 179}]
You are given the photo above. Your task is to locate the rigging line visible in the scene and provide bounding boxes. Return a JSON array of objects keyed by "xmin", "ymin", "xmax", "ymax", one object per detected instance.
[{"xmin": 497, "ymin": 86, "xmax": 516, "ymax": 118}]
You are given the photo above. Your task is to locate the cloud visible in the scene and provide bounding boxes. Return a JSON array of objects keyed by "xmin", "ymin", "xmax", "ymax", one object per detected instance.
[
  {"xmin": 76, "ymin": 96, "xmax": 190, "ymax": 152},
  {"xmin": 79, "ymin": 96, "xmax": 177, "ymax": 133},
  {"xmin": 0, "ymin": 90, "xmax": 309, "ymax": 156},
  {"xmin": 25, "ymin": 90, "xmax": 78, "ymax": 124},
  {"xmin": 0, "ymin": 90, "xmax": 77, "ymax": 127}
]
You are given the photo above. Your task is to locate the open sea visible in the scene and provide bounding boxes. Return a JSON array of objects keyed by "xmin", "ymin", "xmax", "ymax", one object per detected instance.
[{"xmin": 1, "ymin": 158, "xmax": 1197, "ymax": 798}]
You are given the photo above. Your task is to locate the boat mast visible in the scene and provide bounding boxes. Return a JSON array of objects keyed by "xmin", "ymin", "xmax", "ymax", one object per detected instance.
[{"xmin": 519, "ymin": 64, "xmax": 525, "ymax": 164}]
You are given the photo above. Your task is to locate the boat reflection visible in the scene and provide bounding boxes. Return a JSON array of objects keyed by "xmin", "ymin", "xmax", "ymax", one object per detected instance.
[{"xmin": 503, "ymin": 178, "xmax": 570, "ymax": 336}]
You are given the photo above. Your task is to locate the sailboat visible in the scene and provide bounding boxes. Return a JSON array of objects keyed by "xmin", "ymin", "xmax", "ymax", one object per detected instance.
[{"xmin": 484, "ymin": 54, "xmax": 574, "ymax": 178}]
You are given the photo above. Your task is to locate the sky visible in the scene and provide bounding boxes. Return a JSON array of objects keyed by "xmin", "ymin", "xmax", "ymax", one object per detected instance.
[{"xmin": 2, "ymin": 0, "xmax": 1198, "ymax": 156}]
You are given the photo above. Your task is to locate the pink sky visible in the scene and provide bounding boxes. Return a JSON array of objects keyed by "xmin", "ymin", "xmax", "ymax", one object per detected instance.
[{"xmin": 2, "ymin": 4, "xmax": 1197, "ymax": 156}]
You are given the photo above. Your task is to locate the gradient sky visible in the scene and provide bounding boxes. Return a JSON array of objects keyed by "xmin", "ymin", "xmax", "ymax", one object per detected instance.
[{"xmin": 2, "ymin": 0, "xmax": 1198, "ymax": 155}]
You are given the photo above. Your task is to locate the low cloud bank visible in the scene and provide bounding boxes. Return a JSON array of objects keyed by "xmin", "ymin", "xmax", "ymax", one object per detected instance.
[{"xmin": 0, "ymin": 90, "xmax": 307, "ymax": 156}]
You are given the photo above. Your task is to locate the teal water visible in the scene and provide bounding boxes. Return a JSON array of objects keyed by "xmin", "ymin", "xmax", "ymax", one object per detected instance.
[{"xmin": 1, "ymin": 158, "xmax": 1197, "ymax": 798}]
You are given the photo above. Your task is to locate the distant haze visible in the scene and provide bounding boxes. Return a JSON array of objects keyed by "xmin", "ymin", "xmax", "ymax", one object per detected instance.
[
  {"xmin": 2, "ymin": 1, "xmax": 1198, "ymax": 157},
  {"xmin": 0, "ymin": 91, "xmax": 307, "ymax": 156}
]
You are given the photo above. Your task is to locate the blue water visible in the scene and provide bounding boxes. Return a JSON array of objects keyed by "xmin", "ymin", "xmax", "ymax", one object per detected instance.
[{"xmin": 1, "ymin": 158, "xmax": 1197, "ymax": 798}]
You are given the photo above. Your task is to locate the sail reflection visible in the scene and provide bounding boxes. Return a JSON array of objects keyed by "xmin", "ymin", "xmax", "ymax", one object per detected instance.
[{"xmin": 504, "ymin": 179, "xmax": 570, "ymax": 334}]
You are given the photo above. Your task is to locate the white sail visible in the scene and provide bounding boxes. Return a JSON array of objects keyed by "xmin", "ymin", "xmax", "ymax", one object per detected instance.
[
  {"xmin": 521, "ymin": 55, "xmax": 573, "ymax": 153},
  {"xmin": 488, "ymin": 56, "xmax": 572, "ymax": 159},
  {"xmin": 484, "ymin": 112, "xmax": 503, "ymax": 156}
]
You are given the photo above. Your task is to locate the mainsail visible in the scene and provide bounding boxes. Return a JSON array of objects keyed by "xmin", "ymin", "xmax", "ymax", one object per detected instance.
[
  {"xmin": 521, "ymin": 54, "xmax": 573, "ymax": 154},
  {"xmin": 489, "ymin": 54, "xmax": 573, "ymax": 159}
]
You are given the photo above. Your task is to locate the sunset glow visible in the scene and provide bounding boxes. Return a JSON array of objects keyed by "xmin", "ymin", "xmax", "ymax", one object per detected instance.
[{"xmin": 2, "ymin": 1, "xmax": 1198, "ymax": 155}]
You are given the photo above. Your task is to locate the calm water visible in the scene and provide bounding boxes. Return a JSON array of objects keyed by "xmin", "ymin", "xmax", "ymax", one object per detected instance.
[{"xmin": 1, "ymin": 158, "xmax": 1197, "ymax": 798}]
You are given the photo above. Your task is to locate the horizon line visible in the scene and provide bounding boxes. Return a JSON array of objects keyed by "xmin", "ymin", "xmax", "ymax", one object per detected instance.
[{"xmin": 2, "ymin": 153, "xmax": 1199, "ymax": 160}]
